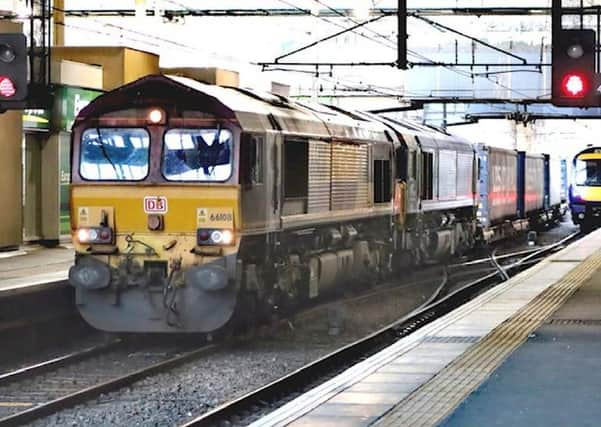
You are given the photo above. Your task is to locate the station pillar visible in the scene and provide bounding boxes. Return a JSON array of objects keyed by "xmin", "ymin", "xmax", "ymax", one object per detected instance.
[{"xmin": 0, "ymin": 21, "xmax": 23, "ymax": 250}]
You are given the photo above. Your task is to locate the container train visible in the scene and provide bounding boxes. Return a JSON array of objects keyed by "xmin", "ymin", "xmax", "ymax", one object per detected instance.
[
  {"xmin": 569, "ymin": 146, "xmax": 601, "ymax": 231},
  {"xmin": 68, "ymin": 74, "xmax": 565, "ymax": 334}
]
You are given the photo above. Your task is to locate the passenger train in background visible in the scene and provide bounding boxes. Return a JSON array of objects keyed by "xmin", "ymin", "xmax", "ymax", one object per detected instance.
[
  {"xmin": 68, "ymin": 74, "xmax": 566, "ymax": 334},
  {"xmin": 569, "ymin": 146, "xmax": 601, "ymax": 232}
]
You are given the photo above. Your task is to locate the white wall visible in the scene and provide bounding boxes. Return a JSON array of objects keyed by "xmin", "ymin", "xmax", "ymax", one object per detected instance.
[{"xmin": 449, "ymin": 119, "xmax": 601, "ymax": 161}]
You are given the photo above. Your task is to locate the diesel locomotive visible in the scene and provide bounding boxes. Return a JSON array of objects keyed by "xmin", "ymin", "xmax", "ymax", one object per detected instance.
[{"xmin": 68, "ymin": 74, "xmax": 563, "ymax": 333}]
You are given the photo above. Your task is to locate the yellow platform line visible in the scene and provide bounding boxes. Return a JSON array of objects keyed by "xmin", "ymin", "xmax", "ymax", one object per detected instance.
[{"xmin": 375, "ymin": 251, "xmax": 601, "ymax": 427}]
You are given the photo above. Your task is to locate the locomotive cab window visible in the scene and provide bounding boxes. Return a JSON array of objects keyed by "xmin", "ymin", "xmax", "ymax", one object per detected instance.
[
  {"xmin": 162, "ymin": 128, "xmax": 233, "ymax": 182},
  {"xmin": 80, "ymin": 128, "xmax": 150, "ymax": 181},
  {"xmin": 240, "ymin": 134, "xmax": 263, "ymax": 186}
]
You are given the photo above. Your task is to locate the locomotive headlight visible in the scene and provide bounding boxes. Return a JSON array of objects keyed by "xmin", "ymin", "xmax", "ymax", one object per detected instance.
[
  {"xmin": 147, "ymin": 108, "xmax": 165, "ymax": 124},
  {"xmin": 197, "ymin": 229, "xmax": 235, "ymax": 246},
  {"xmin": 210, "ymin": 229, "xmax": 234, "ymax": 245},
  {"xmin": 78, "ymin": 228, "xmax": 95, "ymax": 243},
  {"xmin": 210, "ymin": 230, "xmax": 223, "ymax": 243},
  {"xmin": 76, "ymin": 227, "xmax": 113, "ymax": 244},
  {"xmin": 211, "ymin": 230, "xmax": 234, "ymax": 245},
  {"xmin": 221, "ymin": 230, "xmax": 234, "ymax": 245}
]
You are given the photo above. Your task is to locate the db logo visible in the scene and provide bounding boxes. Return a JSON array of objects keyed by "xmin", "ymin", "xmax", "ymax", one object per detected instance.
[{"xmin": 144, "ymin": 196, "xmax": 168, "ymax": 214}]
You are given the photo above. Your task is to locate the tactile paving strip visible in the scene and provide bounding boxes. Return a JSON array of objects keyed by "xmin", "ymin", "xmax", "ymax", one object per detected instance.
[
  {"xmin": 421, "ymin": 336, "xmax": 481, "ymax": 344},
  {"xmin": 374, "ymin": 251, "xmax": 601, "ymax": 427}
]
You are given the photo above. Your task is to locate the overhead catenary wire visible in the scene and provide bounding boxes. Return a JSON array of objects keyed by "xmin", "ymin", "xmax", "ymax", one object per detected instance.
[
  {"xmin": 43, "ymin": 0, "xmax": 542, "ymax": 101},
  {"xmin": 275, "ymin": 0, "xmax": 538, "ymax": 99}
]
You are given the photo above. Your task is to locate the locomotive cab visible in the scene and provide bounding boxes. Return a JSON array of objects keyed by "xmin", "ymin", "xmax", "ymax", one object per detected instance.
[{"xmin": 69, "ymin": 77, "xmax": 244, "ymax": 333}]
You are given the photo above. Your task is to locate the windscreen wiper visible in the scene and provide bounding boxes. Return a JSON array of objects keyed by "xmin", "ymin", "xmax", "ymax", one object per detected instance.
[{"xmin": 95, "ymin": 128, "xmax": 120, "ymax": 179}]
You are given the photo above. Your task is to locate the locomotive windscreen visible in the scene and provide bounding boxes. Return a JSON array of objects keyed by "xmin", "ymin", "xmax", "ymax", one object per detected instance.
[
  {"xmin": 575, "ymin": 158, "xmax": 601, "ymax": 186},
  {"xmin": 80, "ymin": 128, "xmax": 150, "ymax": 181},
  {"xmin": 162, "ymin": 128, "xmax": 233, "ymax": 182}
]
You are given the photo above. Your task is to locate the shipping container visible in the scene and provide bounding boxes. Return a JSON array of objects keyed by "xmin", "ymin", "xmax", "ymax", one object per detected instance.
[
  {"xmin": 518, "ymin": 151, "xmax": 545, "ymax": 217},
  {"xmin": 476, "ymin": 144, "xmax": 518, "ymax": 227}
]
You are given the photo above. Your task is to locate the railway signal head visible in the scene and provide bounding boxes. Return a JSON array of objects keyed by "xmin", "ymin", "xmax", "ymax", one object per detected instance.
[
  {"xmin": 552, "ymin": 29, "xmax": 598, "ymax": 107},
  {"xmin": 0, "ymin": 33, "xmax": 27, "ymax": 103}
]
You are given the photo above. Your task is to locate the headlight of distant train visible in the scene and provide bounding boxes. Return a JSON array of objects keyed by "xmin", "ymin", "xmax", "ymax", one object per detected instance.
[
  {"xmin": 197, "ymin": 229, "xmax": 235, "ymax": 246},
  {"xmin": 76, "ymin": 227, "xmax": 114, "ymax": 244}
]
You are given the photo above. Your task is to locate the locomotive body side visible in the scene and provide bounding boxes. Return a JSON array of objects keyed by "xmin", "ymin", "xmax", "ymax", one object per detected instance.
[{"xmin": 374, "ymin": 118, "xmax": 477, "ymax": 261}]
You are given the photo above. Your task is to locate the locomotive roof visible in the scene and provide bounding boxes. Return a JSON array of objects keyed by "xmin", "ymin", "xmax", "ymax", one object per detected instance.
[
  {"xmin": 75, "ymin": 74, "xmax": 391, "ymax": 145},
  {"xmin": 370, "ymin": 114, "xmax": 474, "ymax": 154}
]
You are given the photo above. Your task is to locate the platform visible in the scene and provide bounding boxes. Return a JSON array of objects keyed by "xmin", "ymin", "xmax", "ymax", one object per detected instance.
[
  {"xmin": 0, "ymin": 245, "xmax": 72, "ymax": 296},
  {"xmin": 251, "ymin": 228, "xmax": 601, "ymax": 427}
]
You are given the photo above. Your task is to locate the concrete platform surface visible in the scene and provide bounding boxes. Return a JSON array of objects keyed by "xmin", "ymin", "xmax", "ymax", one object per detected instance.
[
  {"xmin": 251, "ymin": 228, "xmax": 601, "ymax": 427},
  {"xmin": 442, "ymin": 268, "xmax": 601, "ymax": 427},
  {"xmin": 0, "ymin": 245, "xmax": 72, "ymax": 294}
]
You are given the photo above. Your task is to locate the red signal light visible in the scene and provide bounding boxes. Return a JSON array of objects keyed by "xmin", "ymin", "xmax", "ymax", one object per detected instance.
[
  {"xmin": 0, "ymin": 75, "xmax": 15, "ymax": 97},
  {"xmin": 560, "ymin": 73, "xmax": 588, "ymax": 98}
]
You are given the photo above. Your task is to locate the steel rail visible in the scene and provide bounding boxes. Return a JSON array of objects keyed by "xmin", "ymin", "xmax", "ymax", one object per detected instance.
[
  {"xmin": 449, "ymin": 246, "xmax": 544, "ymax": 268},
  {"xmin": 180, "ymin": 231, "xmax": 581, "ymax": 427},
  {"xmin": 0, "ymin": 344, "xmax": 218, "ymax": 427},
  {"xmin": 490, "ymin": 249, "xmax": 510, "ymax": 281},
  {"xmin": 0, "ymin": 339, "xmax": 121, "ymax": 386}
]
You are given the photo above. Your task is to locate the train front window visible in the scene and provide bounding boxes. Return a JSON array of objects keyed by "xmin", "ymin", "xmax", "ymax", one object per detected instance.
[
  {"xmin": 80, "ymin": 128, "xmax": 150, "ymax": 181},
  {"xmin": 575, "ymin": 159, "xmax": 601, "ymax": 186},
  {"xmin": 162, "ymin": 128, "xmax": 233, "ymax": 182}
]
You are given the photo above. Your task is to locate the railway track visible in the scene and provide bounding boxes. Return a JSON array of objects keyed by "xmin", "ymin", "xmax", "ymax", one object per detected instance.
[
  {"xmin": 0, "ymin": 340, "xmax": 217, "ymax": 427},
  {"xmin": 180, "ymin": 231, "xmax": 581, "ymax": 427},
  {"xmin": 0, "ymin": 232, "xmax": 578, "ymax": 426}
]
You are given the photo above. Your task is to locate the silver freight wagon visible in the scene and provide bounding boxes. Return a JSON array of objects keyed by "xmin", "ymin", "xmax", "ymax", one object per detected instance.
[{"xmin": 476, "ymin": 144, "xmax": 518, "ymax": 229}]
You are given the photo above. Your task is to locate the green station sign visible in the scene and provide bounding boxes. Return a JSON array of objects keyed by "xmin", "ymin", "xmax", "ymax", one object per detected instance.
[
  {"xmin": 54, "ymin": 86, "xmax": 104, "ymax": 132},
  {"xmin": 23, "ymin": 86, "xmax": 103, "ymax": 133}
]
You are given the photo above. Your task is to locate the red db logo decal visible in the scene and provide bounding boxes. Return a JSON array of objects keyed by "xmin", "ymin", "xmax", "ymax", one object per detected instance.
[{"xmin": 144, "ymin": 196, "xmax": 168, "ymax": 214}]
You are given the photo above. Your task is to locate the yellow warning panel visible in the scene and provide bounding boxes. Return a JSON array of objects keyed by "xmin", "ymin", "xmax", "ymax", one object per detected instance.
[
  {"xmin": 76, "ymin": 206, "xmax": 114, "ymax": 228},
  {"xmin": 197, "ymin": 207, "xmax": 234, "ymax": 229}
]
